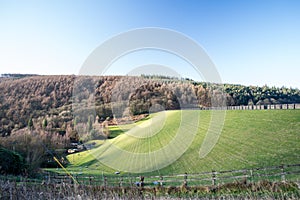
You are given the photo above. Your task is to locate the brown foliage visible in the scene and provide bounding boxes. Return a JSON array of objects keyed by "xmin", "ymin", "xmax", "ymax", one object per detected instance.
[{"xmin": 2, "ymin": 75, "xmax": 298, "ymax": 137}]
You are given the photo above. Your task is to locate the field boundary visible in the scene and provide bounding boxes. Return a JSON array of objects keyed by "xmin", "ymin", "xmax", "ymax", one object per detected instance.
[
  {"xmin": 1, "ymin": 163, "xmax": 299, "ymax": 187},
  {"xmin": 201, "ymin": 103, "xmax": 300, "ymax": 110}
]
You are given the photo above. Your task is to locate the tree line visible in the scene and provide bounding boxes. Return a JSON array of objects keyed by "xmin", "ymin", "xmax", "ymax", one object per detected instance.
[{"xmin": 0, "ymin": 75, "xmax": 299, "ymax": 137}]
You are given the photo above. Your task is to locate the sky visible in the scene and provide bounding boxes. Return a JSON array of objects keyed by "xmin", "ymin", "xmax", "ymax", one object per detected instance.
[{"xmin": 0, "ymin": 0, "xmax": 299, "ymax": 88}]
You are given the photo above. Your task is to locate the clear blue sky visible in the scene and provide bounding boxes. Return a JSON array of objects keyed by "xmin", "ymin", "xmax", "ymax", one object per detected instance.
[{"xmin": 0, "ymin": 0, "xmax": 299, "ymax": 88}]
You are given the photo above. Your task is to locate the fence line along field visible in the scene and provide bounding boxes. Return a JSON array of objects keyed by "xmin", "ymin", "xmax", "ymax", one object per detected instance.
[
  {"xmin": 206, "ymin": 103, "xmax": 300, "ymax": 110},
  {"xmin": 24, "ymin": 163, "xmax": 300, "ymax": 186},
  {"xmin": 62, "ymin": 109, "xmax": 300, "ymax": 177},
  {"xmin": 1, "ymin": 163, "xmax": 300, "ymax": 199}
]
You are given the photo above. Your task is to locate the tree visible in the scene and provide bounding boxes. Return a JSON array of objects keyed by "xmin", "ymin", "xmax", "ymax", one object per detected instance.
[
  {"xmin": 87, "ymin": 115, "xmax": 93, "ymax": 132},
  {"xmin": 0, "ymin": 147, "xmax": 26, "ymax": 175},
  {"xmin": 42, "ymin": 118, "xmax": 48, "ymax": 130},
  {"xmin": 102, "ymin": 118, "xmax": 110, "ymax": 138},
  {"xmin": 28, "ymin": 118, "xmax": 33, "ymax": 130}
]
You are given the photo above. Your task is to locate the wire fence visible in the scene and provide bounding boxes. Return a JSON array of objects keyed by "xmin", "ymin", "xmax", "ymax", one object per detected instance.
[
  {"xmin": 202, "ymin": 103, "xmax": 300, "ymax": 110},
  {"xmin": 1, "ymin": 163, "xmax": 299, "ymax": 187}
]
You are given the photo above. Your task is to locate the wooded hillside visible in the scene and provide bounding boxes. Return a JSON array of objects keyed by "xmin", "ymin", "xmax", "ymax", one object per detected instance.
[{"xmin": 0, "ymin": 75, "xmax": 299, "ymax": 136}]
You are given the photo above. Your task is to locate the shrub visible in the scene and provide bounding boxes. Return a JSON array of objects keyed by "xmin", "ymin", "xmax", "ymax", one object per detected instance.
[{"xmin": 0, "ymin": 147, "xmax": 26, "ymax": 175}]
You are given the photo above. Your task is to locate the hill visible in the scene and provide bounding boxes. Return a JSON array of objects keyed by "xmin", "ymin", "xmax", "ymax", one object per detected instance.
[
  {"xmin": 0, "ymin": 75, "xmax": 299, "ymax": 174},
  {"xmin": 0, "ymin": 75, "xmax": 299, "ymax": 137},
  {"xmin": 66, "ymin": 109, "xmax": 300, "ymax": 175}
]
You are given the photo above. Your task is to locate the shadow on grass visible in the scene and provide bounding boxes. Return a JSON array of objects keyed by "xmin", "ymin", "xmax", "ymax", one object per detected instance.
[
  {"xmin": 75, "ymin": 158, "xmax": 99, "ymax": 168},
  {"xmin": 108, "ymin": 129, "xmax": 125, "ymax": 139}
]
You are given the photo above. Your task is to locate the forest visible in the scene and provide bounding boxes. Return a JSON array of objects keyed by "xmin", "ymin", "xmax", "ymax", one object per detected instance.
[{"xmin": 0, "ymin": 75, "xmax": 299, "ymax": 137}]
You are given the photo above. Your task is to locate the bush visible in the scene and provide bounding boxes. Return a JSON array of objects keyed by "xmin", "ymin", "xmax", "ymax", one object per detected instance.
[{"xmin": 0, "ymin": 147, "xmax": 26, "ymax": 175}]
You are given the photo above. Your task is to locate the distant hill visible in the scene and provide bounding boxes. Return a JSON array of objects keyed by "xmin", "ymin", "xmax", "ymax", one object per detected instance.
[
  {"xmin": 1, "ymin": 73, "xmax": 39, "ymax": 79},
  {"xmin": 0, "ymin": 75, "xmax": 299, "ymax": 136}
]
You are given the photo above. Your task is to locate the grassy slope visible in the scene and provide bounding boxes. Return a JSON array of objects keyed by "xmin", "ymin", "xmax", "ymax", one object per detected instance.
[
  {"xmin": 64, "ymin": 110, "xmax": 300, "ymax": 176},
  {"xmin": 162, "ymin": 109, "xmax": 300, "ymax": 175}
]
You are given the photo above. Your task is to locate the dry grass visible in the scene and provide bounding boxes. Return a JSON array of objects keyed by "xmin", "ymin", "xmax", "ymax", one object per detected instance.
[{"xmin": 0, "ymin": 179, "xmax": 299, "ymax": 200}]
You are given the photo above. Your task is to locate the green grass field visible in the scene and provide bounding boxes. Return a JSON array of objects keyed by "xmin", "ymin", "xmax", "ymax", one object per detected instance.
[{"xmin": 63, "ymin": 109, "xmax": 300, "ymax": 176}]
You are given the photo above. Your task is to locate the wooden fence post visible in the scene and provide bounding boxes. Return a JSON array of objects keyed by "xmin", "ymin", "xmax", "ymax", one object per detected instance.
[
  {"xmin": 139, "ymin": 176, "xmax": 145, "ymax": 187},
  {"xmin": 280, "ymin": 165, "xmax": 286, "ymax": 182},
  {"xmin": 129, "ymin": 174, "xmax": 133, "ymax": 187},
  {"xmin": 104, "ymin": 176, "xmax": 107, "ymax": 187},
  {"xmin": 249, "ymin": 169, "xmax": 253, "ymax": 183},
  {"xmin": 183, "ymin": 173, "xmax": 188, "ymax": 187},
  {"xmin": 160, "ymin": 175, "xmax": 164, "ymax": 186},
  {"xmin": 89, "ymin": 176, "xmax": 92, "ymax": 186},
  {"xmin": 242, "ymin": 170, "xmax": 248, "ymax": 184},
  {"xmin": 119, "ymin": 176, "xmax": 123, "ymax": 187},
  {"xmin": 212, "ymin": 170, "xmax": 217, "ymax": 186}
]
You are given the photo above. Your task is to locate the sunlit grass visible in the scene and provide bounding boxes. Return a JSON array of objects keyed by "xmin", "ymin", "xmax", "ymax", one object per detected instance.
[{"xmin": 64, "ymin": 110, "xmax": 300, "ymax": 176}]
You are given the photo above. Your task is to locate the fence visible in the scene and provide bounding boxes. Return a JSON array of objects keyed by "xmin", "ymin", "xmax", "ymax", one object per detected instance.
[
  {"xmin": 2, "ymin": 163, "xmax": 299, "ymax": 187},
  {"xmin": 201, "ymin": 103, "xmax": 300, "ymax": 110}
]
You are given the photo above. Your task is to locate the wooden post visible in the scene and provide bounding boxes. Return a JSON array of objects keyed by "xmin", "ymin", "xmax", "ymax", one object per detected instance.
[
  {"xmin": 243, "ymin": 170, "xmax": 247, "ymax": 184},
  {"xmin": 160, "ymin": 175, "xmax": 163, "ymax": 186},
  {"xmin": 89, "ymin": 176, "xmax": 92, "ymax": 186},
  {"xmin": 104, "ymin": 176, "xmax": 107, "ymax": 187},
  {"xmin": 249, "ymin": 169, "xmax": 253, "ymax": 183},
  {"xmin": 119, "ymin": 176, "xmax": 123, "ymax": 187},
  {"xmin": 183, "ymin": 173, "xmax": 188, "ymax": 187},
  {"xmin": 212, "ymin": 170, "xmax": 216, "ymax": 186},
  {"xmin": 129, "ymin": 174, "xmax": 133, "ymax": 187},
  {"xmin": 280, "ymin": 165, "xmax": 286, "ymax": 182},
  {"xmin": 139, "ymin": 176, "xmax": 144, "ymax": 187}
]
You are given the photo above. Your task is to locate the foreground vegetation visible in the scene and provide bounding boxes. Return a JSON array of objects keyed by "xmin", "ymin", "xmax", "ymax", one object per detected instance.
[{"xmin": 1, "ymin": 179, "xmax": 299, "ymax": 199}]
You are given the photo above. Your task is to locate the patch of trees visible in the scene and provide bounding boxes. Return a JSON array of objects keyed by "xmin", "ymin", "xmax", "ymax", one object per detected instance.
[
  {"xmin": 0, "ymin": 124, "xmax": 70, "ymax": 175},
  {"xmin": 222, "ymin": 84, "xmax": 300, "ymax": 106},
  {"xmin": 0, "ymin": 75, "xmax": 75, "ymax": 136}
]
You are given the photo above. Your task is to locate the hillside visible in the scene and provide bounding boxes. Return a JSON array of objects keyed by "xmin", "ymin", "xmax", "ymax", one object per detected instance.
[
  {"xmin": 66, "ymin": 109, "xmax": 300, "ymax": 175},
  {"xmin": 0, "ymin": 74, "xmax": 299, "ymax": 176},
  {"xmin": 0, "ymin": 75, "xmax": 299, "ymax": 137}
]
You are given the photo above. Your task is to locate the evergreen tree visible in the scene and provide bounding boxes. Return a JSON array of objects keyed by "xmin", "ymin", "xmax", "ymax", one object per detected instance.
[
  {"xmin": 42, "ymin": 118, "xmax": 48, "ymax": 129},
  {"xmin": 28, "ymin": 118, "xmax": 33, "ymax": 130}
]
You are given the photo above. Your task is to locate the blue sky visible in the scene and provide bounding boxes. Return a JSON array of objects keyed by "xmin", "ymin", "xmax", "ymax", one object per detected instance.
[{"xmin": 0, "ymin": 0, "xmax": 299, "ymax": 88}]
